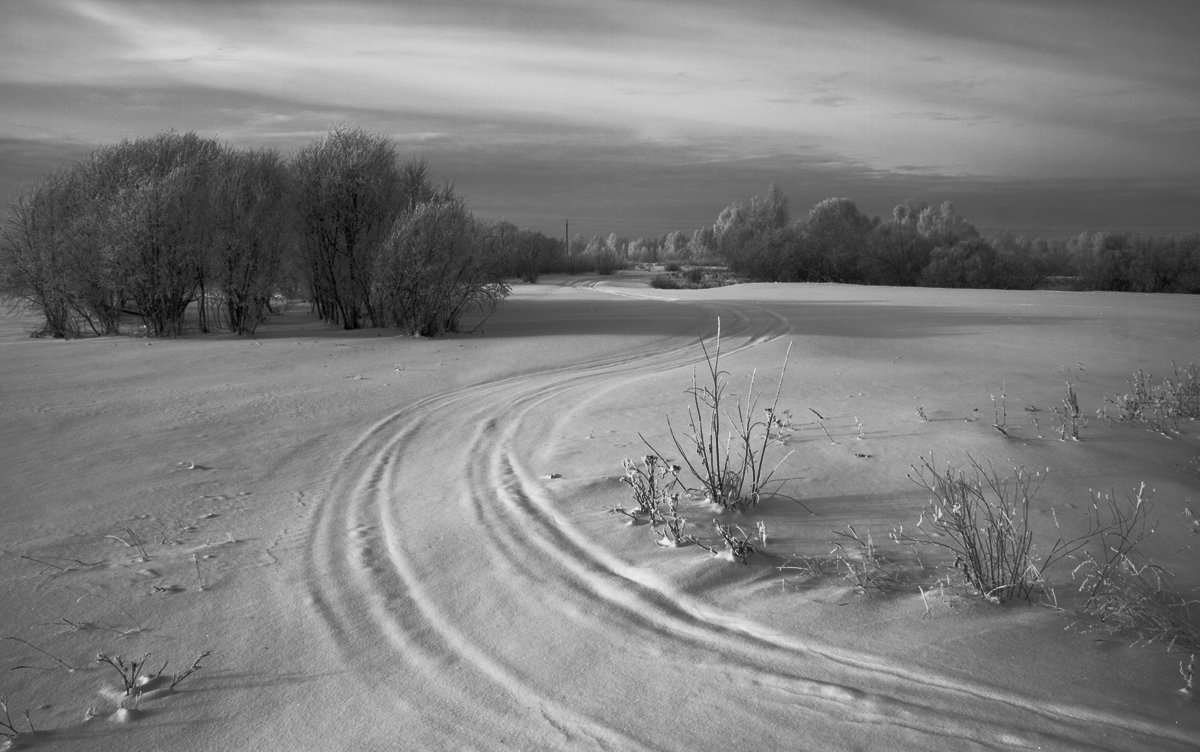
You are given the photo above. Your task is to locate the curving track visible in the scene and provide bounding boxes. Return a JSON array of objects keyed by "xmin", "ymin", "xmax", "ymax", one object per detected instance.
[{"xmin": 303, "ymin": 292, "xmax": 1194, "ymax": 751}]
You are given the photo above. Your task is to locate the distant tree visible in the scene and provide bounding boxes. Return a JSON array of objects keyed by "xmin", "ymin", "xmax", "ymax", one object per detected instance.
[
  {"xmin": 1173, "ymin": 234, "xmax": 1200, "ymax": 293},
  {"xmin": 371, "ymin": 194, "xmax": 510, "ymax": 336},
  {"xmin": 582, "ymin": 234, "xmax": 620, "ymax": 274},
  {"xmin": 0, "ymin": 171, "xmax": 81, "ymax": 337},
  {"xmin": 57, "ymin": 161, "xmax": 126, "ymax": 335},
  {"xmin": 1033, "ymin": 237, "xmax": 1075, "ymax": 279},
  {"xmin": 738, "ymin": 225, "xmax": 807, "ymax": 281},
  {"xmin": 627, "ymin": 237, "xmax": 658, "ymax": 263},
  {"xmin": 858, "ymin": 222, "xmax": 931, "ymax": 286},
  {"xmin": 565, "ymin": 232, "xmax": 588, "ymax": 274},
  {"xmin": 662, "ymin": 230, "xmax": 690, "ymax": 261},
  {"xmin": 482, "ymin": 220, "xmax": 564, "ymax": 283},
  {"xmin": 291, "ymin": 126, "xmax": 405, "ymax": 329},
  {"xmin": 804, "ymin": 197, "xmax": 875, "ymax": 282},
  {"xmin": 1069, "ymin": 231, "xmax": 1135, "ymax": 291},
  {"xmin": 891, "ymin": 199, "xmax": 926, "ymax": 231},
  {"xmin": 916, "ymin": 201, "xmax": 979, "ymax": 245},
  {"xmin": 512, "ymin": 228, "xmax": 561, "ymax": 282},
  {"xmin": 752, "ymin": 182, "xmax": 790, "ymax": 229},
  {"xmin": 605, "ymin": 232, "xmax": 628, "ymax": 260},
  {"xmin": 209, "ymin": 147, "xmax": 291, "ymax": 335},
  {"xmin": 715, "ymin": 184, "xmax": 794, "ymax": 276},
  {"xmin": 690, "ymin": 225, "xmax": 719, "ymax": 263},
  {"xmin": 988, "ymin": 232, "xmax": 1047, "ymax": 289},
  {"xmin": 3, "ymin": 133, "xmax": 276, "ymax": 338},
  {"xmin": 397, "ymin": 157, "xmax": 437, "ymax": 214},
  {"xmin": 1125, "ymin": 235, "xmax": 1182, "ymax": 293},
  {"xmin": 89, "ymin": 132, "xmax": 224, "ymax": 337},
  {"xmin": 921, "ymin": 239, "xmax": 1008, "ymax": 290}
]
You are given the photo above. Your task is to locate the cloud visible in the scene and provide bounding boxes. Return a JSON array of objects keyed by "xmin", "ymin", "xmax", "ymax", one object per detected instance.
[{"xmin": 1, "ymin": 0, "xmax": 1198, "ymax": 238}]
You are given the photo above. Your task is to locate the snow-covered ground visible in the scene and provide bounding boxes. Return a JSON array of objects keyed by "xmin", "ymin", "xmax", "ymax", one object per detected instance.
[{"xmin": 2, "ymin": 278, "xmax": 1197, "ymax": 750}]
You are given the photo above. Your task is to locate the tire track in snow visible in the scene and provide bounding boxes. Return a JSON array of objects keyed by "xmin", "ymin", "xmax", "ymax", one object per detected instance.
[{"xmin": 304, "ymin": 301, "xmax": 1194, "ymax": 751}]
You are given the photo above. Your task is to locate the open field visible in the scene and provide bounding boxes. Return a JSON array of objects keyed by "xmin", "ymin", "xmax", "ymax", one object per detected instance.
[{"xmin": 2, "ymin": 276, "xmax": 1198, "ymax": 751}]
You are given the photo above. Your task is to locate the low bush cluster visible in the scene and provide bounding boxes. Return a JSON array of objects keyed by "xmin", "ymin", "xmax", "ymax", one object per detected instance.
[
  {"xmin": 615, "ymin": 323, "xmax": 1198, "ymax": 677},
  {"xmin": 624, "ymin": 184, "xmax": 1200, "ymax": 292},
  {"xmin": 1, "ymin": 127, "xmax": 522, "ymax": 338},
  {"xmin": 1102, "ymin": 363, "xmax": 1200, "ymax": 435},
  {"xmin": 650, "ymin": 267, "xmax": 736, "ymax": 290}
]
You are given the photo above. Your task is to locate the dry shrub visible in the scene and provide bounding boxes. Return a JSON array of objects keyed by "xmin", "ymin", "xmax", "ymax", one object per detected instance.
[
  {"xmin": 643, "ymin": 318, "xmax": 796, "ymax": 512},
  {"xmin": 1070, "ymin": 484, "xmax": 1200, "ymax": 650}
]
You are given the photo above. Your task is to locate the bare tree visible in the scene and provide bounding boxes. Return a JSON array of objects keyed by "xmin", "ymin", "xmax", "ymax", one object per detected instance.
[
  {"xmin": 1, "ymin": 133, "xmax": 227, "ymax": 339},
  {"xmin": 372, "ymin": 195, "xmax": 510, "ymax": 336},
  {"xmin": 291, "ymin": 126, "xmax": 403, "ymax": 329},
  {"xmin": 88, "ymin": 133, "xmax": 224, "ymax": 337},
  {"xmin": 509, "ymin": 226, "xmax": 561, "ymax": 282},
  {"xmin": 0, "ymin": 179, "xmax": 77, "ymax": 337},
  {"xmin": 209, "ymin": 147, "xmax": 291, "ymax": 334}
]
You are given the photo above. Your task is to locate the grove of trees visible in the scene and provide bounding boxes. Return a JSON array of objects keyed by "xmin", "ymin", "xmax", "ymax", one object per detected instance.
[
  {"xmin": 625, "ymin": 185, "xmax": 1199, "ymax": 293},
  {"xmin": 1, "ymin": 127, "xmax": 543, "ymax": 338},
  {"xmin": 4, "ymin": 137, "xmax": 1197, "ymax": 341}
]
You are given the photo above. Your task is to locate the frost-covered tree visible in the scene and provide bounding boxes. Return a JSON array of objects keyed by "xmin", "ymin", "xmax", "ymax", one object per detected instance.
[
  {"xmin": 508, "ymin": 226, "xmax": 561, "ymax": 282},
  {"xmin": 662, "ymin": 230, "xmax": 691, "ymax": 261},
  {"xmin": 714, "ymin": 183, "xmax": 796, "ymax": 277},
  {"xmin": 371, "ymin": 194, "xmax": 510, "ymax": 336},
  {"xmin": 803, "ymin": 197, "xmax": 875, "ymax": 282},
  {"xmin": 88, "ymin": 132, "xmax": 224, "ymax": 337},
  {"xmin": 291, "ymin": 126, "xmax": 404, "ymax": 329},
  {"xmin": 916, "ymin": 201, "xmax": 978, "ymax": 245},
  {"xmin": 209, "ymin": 147, "xmax": 291, "ymax": 335}
]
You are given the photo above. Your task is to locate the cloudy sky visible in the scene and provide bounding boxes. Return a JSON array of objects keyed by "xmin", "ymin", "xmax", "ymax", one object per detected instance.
[{"xmin": 2, "ymin": 0, "xmax": 1199, "ymax": 241}]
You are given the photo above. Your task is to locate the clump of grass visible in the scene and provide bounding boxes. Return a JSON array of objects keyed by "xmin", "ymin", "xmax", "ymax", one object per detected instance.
[
  {"xmin": 894, "ymin": 454, "xmax": 1187, "ymax": 629},
  {"xmin": 1073, "ymin": 558, "xmax": 1200, "ymax": 650},
  {"xmin": 1101, "ymin": 363, "xmax": 1200, "ymax": 435},
  {"xmin": 1181, "ymin": 654, "xmax": 1197, "ymax": 698},
  {"xmin": 990, "ymin": 383, "xmax": 1009, "ymax": 436},
  {"xmin": 649, "ymin": 273, "xmax": 683, "ymax": 290},
  {"xmin": 96, "ymin": 652, "xmax": 153, "ymax": 697},
  {"xmin": 1070, "ymin": 484, "xmax": 1200, "ymax": 650},
  {"xmin": 776, "ymin": 554, "xmax": 826, "ymax": 585},
  {"xmin": 699, "ymin": 521, "xmax": 763, "ymax": 564},
  {"xmin": 1054, "ymin": 381, "xmax": 1085, "ymax": 440},
  {"xmin": 651, "ymin": 492, "xmax": 691, "ymax": 547},
  {"xmin": 644, "ymin": 318, "xmax": 797, "ymax": 512},
  {"xmin": 892, "ymin": 455, "xmax": 1050, "ymax": 602},
  {"xmin": 831, "ymin": 525, "xmax": 903, "ymax": 591},
  {"xmin": 891, "ymin": 455, "xmax": 1104, "ymax": 603},
  {"xmin": 614, "ymin": 455, "xmax": 696, "ymax": 547},
  {"xmin": 776, "ymin": 527, "xmax": 905, "ymax": 592},
  {"xmin": 95, "ymin": 649, "xmax": 212, "ymax": 699},
  {"xmin": 616, "ymin": 455, "xmax": 679, "ymax": 519}
]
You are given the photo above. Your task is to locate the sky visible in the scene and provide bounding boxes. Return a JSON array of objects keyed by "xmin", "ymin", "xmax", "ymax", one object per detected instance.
[{"xmin": 2, "ymin": 0, "xmax": 1199, "ymax": 241}]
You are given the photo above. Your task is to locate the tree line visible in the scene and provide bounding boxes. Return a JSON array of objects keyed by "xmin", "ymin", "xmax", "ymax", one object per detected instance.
[
  {"xmin": 580, "ymin": 185, "xmax": 1200, "ymax": 293},
  {"xmin": 0, "ymin": 127, "xmax": 563, "ymax": 338},
  {"xmin": 6, "ymin": 136, "xmax": 1197, "ymax": 340}
]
